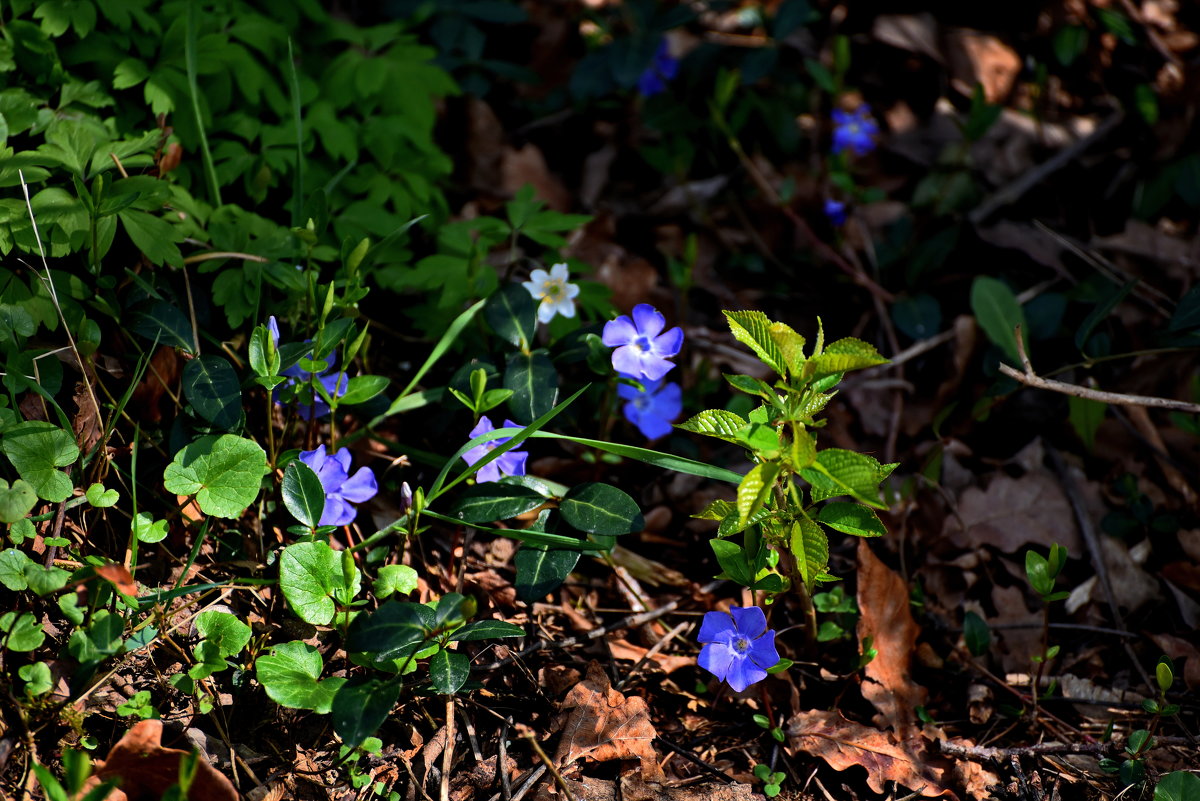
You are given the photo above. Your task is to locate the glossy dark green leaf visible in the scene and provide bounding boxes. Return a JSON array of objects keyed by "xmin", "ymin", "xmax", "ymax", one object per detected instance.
[
  {"xmin": 448, "ymin": 483, "xmax": 547, "ymax": 523},
  {"xmin": 429, "ymin": 650, "xmax": 470, "ymax": 694},
  {"xmin": 962, "ymin": 611, "xmax": 991, "ymax": 656},
  {"xmin": 338, "ymin": 375, "xmax": 390, "ymax": 405},
  {"xmin": 332, "ymin": 677, "xmax": 399, "ymax": 747},
  {"xmin": 182, "ymin": 355, "xmax": 241, "ymax": 429},
  {"xmin": 450, "ymin": 620, "xmax": 525, "ymax": 642},
  {"xmin": 282, "ymin": 460, "xmax": 325, "ymax": 529},
  {"xmin": 1155, "ymin": 771, "xmax": 1200, "ymax": 801},
  {"xmin": 346, "ymin": 600, "xmax": 433, "ymax": 660},
  {"xmin": 970, "ymin": 276, "xmax": 1026, "ymax": 364},
  {"xmin": 514, "ymin": 546, "xmax": 579, "ymax": 603},
  {"xmin": 559, "ymin": 482, "xmax": 643, "ymax": 536},
  {"xmin": 126, "ymin": 299, "xmax": 194, "ymax": 353},
  {"xmin": 504, "ymin": 349, "xmax": 558, "ymax": 424},
  {"xmin": 485, "ymin": 282, "xmax": 537, "ymax": 350}
]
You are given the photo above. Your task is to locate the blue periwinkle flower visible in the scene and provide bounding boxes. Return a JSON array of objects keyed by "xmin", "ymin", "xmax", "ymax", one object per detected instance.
[
  {"xmin": 462, "ymin": 416, "xmax": 528, "ymax": 483},
  {"xmin": 832, "ymin": 104, "xmax": 879, "ymax": 156},
  {"xmin": 617, "ymin": 375, "xmax": 682, "ymax": 441},
  {"xmin": 602, "ymin": 304, "xmax": 684, "ymax": 381},
  {"xmin": 268, "ymin": 315, "xmax": 347, "ymax": 420},
  {"xmin": 697, "ymin": 606, "xmax": 779, "ymax": 692},
  {"xmin": 637, "ymin": 38, "xmax": 680, "ymax": 97},
  {"xmin": 824, "ymin": 198, "xmax": 847, "ymax": 227},
  {"xmin": 298, "ymin": 444, "xmax": 378, "ymax": 527}
]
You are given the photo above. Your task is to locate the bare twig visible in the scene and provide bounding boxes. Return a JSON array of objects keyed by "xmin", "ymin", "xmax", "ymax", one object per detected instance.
[
  {"xmin": 521, "ymin": 730, "xmax": 573, "ymax": 801},
  {"xmin": 441, "ymin": 696, "xmax": 455, "ymax": 801},
  {"xmin": 999, "ymin": 326, "xmax": 1200, "ymax": 414},
  {"xmin": 615, "ymin": 621, "xmax": 689, "ymax": 690},
  {"xmin": 653, "ymin": 737, "xmax": 735, "ymax": 784}
]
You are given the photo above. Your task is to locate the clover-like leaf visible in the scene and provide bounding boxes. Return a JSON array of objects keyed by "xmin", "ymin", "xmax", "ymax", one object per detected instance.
[
  {"xmin": 0, "ymin": 478, "xmax": 38, "ymax": 523},
  {"xmin": 0, "ymin": 611, "xmax": 45, "ymax": 651},
  {"xmin": 162, "ymin": 434, "xmax": 266, "ymax": 518},
  {"xmin": 256, "ymin": 640, "xmax": 346, "ymax": 714},
  {"xmin": 2, "ymin": 421, "xmax": 79, "ymax": 502},
  {"xmin": 84, "ymin": 483, "xmax": 119, "ymax": 508},
  {"xmin": 279, "ymin": 541, "xmax": 361, "ymax": 626},
  {"xmin": 373, "ymin": 565, "xmax": 418, "ymax": 599}
]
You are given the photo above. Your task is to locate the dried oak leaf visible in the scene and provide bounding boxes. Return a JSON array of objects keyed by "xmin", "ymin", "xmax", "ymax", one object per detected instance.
[
  {"xmin": 945, "ymin": 472, "xmax": 1080, "ymax": 554},
  {"xmin": 552, "ymin": 661, "xmax": 664, "ymax": 781},
  {"xmin": 786, "ymin": 709, "xmax": 956, "ymax": 799},
  {"xmin": 857, "ymin": 540, "xmax": 927, "ymax": 737},
  {"xmin": 81, "ymin": 719, "xmax": 237, "ymax": 801}
]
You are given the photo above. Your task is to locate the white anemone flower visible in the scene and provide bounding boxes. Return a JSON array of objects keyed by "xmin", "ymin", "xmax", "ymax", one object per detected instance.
[{"xmin": 521, "ymin": 263, "xmax": 580, "ymax": 324}]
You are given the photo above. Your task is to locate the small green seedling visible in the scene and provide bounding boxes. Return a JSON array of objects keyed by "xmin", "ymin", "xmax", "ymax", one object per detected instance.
[{"xmin": 753, "ymin": 763, "xmax": 788, "ymax": 798}]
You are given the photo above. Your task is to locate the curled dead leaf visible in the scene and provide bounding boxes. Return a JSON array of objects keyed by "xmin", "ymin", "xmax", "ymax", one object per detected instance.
[{"xmin": 81, "ymin": 719, "xmax": 237, "ymax": 801}]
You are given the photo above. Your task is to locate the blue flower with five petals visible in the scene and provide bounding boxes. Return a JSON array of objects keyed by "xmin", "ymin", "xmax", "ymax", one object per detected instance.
[
  {"xmin": 298, "ymin": 445, "xmax": 378, "ymax": 527},
  {"xmin": 462, "ymin": 416, "xmax": 528, "ymax": 484},
  {"xmin": 832, "ymin": 104, "xmax": 879, "ymax": 156},
  {"xmin": 602, "ymin": 304, "xmax": 684, "ymax": 381},
  {"xmin": 617, "ymin": 374, "xmax": 682, "ymax": 441},
  {"xmin": 697, "ymin": 606, "xmax": 779, "ymax": 692}
]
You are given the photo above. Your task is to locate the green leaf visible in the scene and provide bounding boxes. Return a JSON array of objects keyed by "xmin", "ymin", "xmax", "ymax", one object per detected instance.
[
  {"xmin": 2, "ymin": 421, "xmax": 79, "ymax": 502},
  {"xmin": 24, "ymin": 563, "xmax": 68, "ymax": 596},
  {"xmin": 528, "ymin": 432, "xmax": 742, "ymax": 485},
  {"xmin": 0, "ymin": 478, "xmax": 38, "ymax": 522},
  {"xmin": 282, "ymin": 461, "xmax": 325, "ymax": 530},
  {"xmin": 256, "ymin": 640, "xmax": 346, "ymax": 714},
  {"xmin": 962, "ymin": 611, "xmax": 991, "ymax": 657},
  {"xmin": 20, "ymin": 661, "xmax": 52, "ymax": 697},
  {"xmin": 799, "ymin": 449, "xmax": 894, "ymax": 509},
  {"xmin": 84, "ymin": 483, "xmax": 118, "ymax": 508},
  {"xmin": 182, "ymin": 355, "xmax": 242, "ymax": 430},
  {"xmin": 162, "ymin": 434, "xmax": 266, "ymax": 518},
  {"xmin": 373, "ymin": 565, "xmax": 419, "ymax": 599},
  {"xmin": 279, "ymin": 541, "xmax": 361, "ymax": 626},
  {"xmin": 0, "ymin": 611, "xmax": 45, "ymax": 651},
  {"xmin": 346, "ymin": 600, "xmax": 433, "ymax": 660},
  {"xmin": 338, "ymin": 375, "xmax": 390, "ymax": 406},
  {"xmin": 450, "ymin": 620, "xmax": 525, "ymax": 642},
  {"xmin": 1076, "ymin": 279, "xmax": 1136, "ymax": 357},
  {"xmin": 768, "ymin": 321, "xmax": 807, "ymax": 375},
  {"xmin": 126, "ymin": 299, "xmax": 195, "ymax": 353},
  {"xmin": 119, "ymin": 209, "xmax": 182, "ymax": 267},
  {"xmin": 724, "ymin": 310, "xmax": 786, "ymax": 375},
  {"xmin": 710, "ymin": 539, "xmax": 755, "ymax": 586},
  {"xmin": 1068, "ymin": 396, "xmax": 1106, "ymax": 451},
  {"xmin": 559, "ymin": 483, "xmax": 643, "ymax": 536},
  {"xmin": 817, "ymin": 502, "xmax": 886, "ymax": 537},
  {"xmin": 1155, "ymin": 771, "xmax": 1200, "ymax": 801},
  {"xmin": 970, "ymin": 276, "xmax": 1026, "ymax": 364},
  {"xmin": 429, "ymin": 649, "xmax": 470, "ymax": 694},
  {"xmin": 677, "ymin": 409, "xmax": 747, "ymax": 443},
  {"xmin": 0, "ymin": 548, "xmax": 33, "ymax": 590},
  {"xmin": 485, "ymin": 282, "xmax": 537, "ymax": 350},
  {"xmin": 193, "ymin": 611, "xmax": 251, "ymax": 659},
  {"xmin": 448, "ymin": 484, "xmax": 547, "ymax": 523},
  {"xmin": 332, "ymin": 677, "xmax": 399, "ymax": 748},
  {"xmin": 737, "ymin": 462, "xmax": 779, "ymax": 525},
  {"xmin": 693, "ymin": 499, "xmax": 736, "ymax": 521},
  {"xmin": 806, "ymin": 338, "xmax": 888, "ymax": 378},
  {"xmin": 504, "ymin": 349, "xmax": 558, "ymax": 424},
  {"xmin": 514, "ymin": 545, "xmax": 579, "ymax": 602},
  {"xmin": 1025, "ymin": 550, "xmax": 1054, "ymax": 598},
  {"xmin": 132, "ymin": 512, "xmax": 167, "ymax": 543},
  {"xmin": 789, "ymin": 518, "xmax": 829, "ymax": 591}
]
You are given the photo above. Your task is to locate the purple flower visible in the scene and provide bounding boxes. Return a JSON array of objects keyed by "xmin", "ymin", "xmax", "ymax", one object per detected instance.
[
  {"xmin": 269, "ymin": 316, "xmax": 347, "ymax": 419},
  {"xmin": 832, "ymin": 104, "xmax": 879, "ymax": 156},
  {"xmin": 462, "ymin": 416, "xmax": 528, "ymax": 484},
  {"xmin": 637, "ymin": 38, "xmax": 680, "ymax": 97},
  {"xmin": 298, "ymin": 445, "xmax": 378, "ymax": 527},
  {"xmin": 602, "ymin": 304, "xmax": 683, "ymax": 381},
  {"xmin": 697, "ymin": 606, "xmax": 779, "ymax": 692},
  {"xmin": 824, "ymin": 198, "xmax": 847, "ymax": 227},
  {"xmin": 617, "ymin": 375, "xmax": 682, "ymax": 440}
]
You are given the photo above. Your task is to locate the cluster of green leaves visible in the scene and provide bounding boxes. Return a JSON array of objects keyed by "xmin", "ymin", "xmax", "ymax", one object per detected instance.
[{"xmin": 683, "ymin": 310, "xmax": 892, "ymax": 595}]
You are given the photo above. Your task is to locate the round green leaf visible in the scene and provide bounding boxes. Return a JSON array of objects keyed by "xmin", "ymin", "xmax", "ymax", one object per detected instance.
[
  {"xmin": 182, "ymin": 355, "xmax": 242, "ymax": 429},
  {"xmin": 132, "ymin": 512, "xmax": 168, "ymax": 543},
  {"xmin": 282, "ymin": 460, "xmax": 325, "ymax": 529},
  {"xmin": 0, "ymin": 548, "xmax": 33, "ymax": 591},
  {"xmin": 279, "ymin": 541, "xmax": 361, "ymax": 625},
  {"xmin": 429, "ymin": 649, "xmax": 470, "ymax": 694},
  {"xmin": 0, "ymin": 478, "xmax": 38, "ymax": 523},
  {"xmin": 0, "ymin": 611, "xmax": 45, "ymax": 651},
  {"xmin": 1155, "ymin": 771, "xmax": 1200, "ymax": 801},
  {"xmin": 256, "ymin": 641, "xmax": 347, "ymax": 714},
  {"xmin": 373, "ymin": 565, "xmax": 418, "ymax": 599},
  {"xmin": 559, "ymin": 482, "xmax": 643, "ymax": 536},
  {"xmin": 84, "ymin": 482, "xmax": 119, "ymax": 508},
  {"xmin": 2, "ymin": 421, "xmax": 79, "ymax": 502},
  {"xmin": 162, "ymin": 434, "xmax": 266, "ymax": 518},
  {"xmin": 448, "ymin": 483, "xmax": 547, "ymax": 523},
  {"xmin": 194, "ymin": 611, "xmax": 251, "ymax": 658}
]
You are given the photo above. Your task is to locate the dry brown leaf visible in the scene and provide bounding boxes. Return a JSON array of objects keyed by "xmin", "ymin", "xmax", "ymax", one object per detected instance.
[
  {"xmin": 95, "ymin": 564, "xmax": 137, "ymax": 598},
  {"xmin": 946, "ymin": 472, "xmax": 1081, "ymax": 554},
  {"xmin": 944, "ymin": 29, "xmax": 1020, "ymax": 103},
  {"xmin": 857, "ymin": 539, "xmax": 927, "ymax": 737},
  {"xmin": 786, "ymin": 709, "xmax": 955, "ymax": 799},
  {"xmin": 72, "ymin": 380, "xmax": 103, "ymax": 455},
  {"xmin": 552, "ymin": 661, "xmax": 664, "ymax": 780},
  {"xmin": 82, "ymin": 719, "xmax": 237, "ymax": 801},
  {"xmin": 608, "ymin": 638, "xmax": 694, "ymax": 675}
]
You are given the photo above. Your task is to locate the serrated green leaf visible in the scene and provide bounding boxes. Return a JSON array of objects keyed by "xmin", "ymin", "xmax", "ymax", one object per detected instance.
[
  {"xmin": 677, "ymin": 409, "xmax": 747, "ymax": 442},
  {"xmin": 806, "ymin": 338, "xmax": 887, "ymax": 378},
  {"xmin": 693, "ymin": 499, "xmax": 736, "ymax": 521},
  {"xmin": 279, "ymin": 541, "xmax": 360, "ymax": 625},
  {"xmin": 256, "ymin": 640, "xmax": 346, "ymax": 714},
  {"xmin": 559, "ymin": 482, "xmax": 643, "ymax": 536},
  {"xmin": 2, "ymin": 421, "xmax": 79, "ymax": 502},
  {"xmin": 282, "ymin": 460, "xmax": 325, "ymax": 529},
  {"xmin": 799, "ymin": 449, "xmax": 891, "ymax": 508},
  {"xmin": 724, "ymin": 310, "xmax": 786, "ymax": 375},
  {"xmin": 768, "ymin": 321, "xmax": 806, "ymax": 375},
  {"xmin": 448, "ymin": 484, "xmax": 547, "ymax": 523},
  {"xmin": 162, "ymin": 434, "xmax": 266, "ymax": 518},
  {"xmin": 789, "ymin": 518, "xmax": 829, "ymax": 591},
  {"xmin": 429, "ymin": 649, "xmax": 470, "ymax": 694},
  {"xmin": 817, "ymin": 502, "xmax": 886, "ymax": 537},
  {"xmin": 737, "ymin": 462, "xmax": 779, "ymax": 525},
  {"xmin": 182, "ymin": 355, "xmax": 242, "ymax": 430},
  {"xmin": 332, "ymin": 677, "xmax": 399, "ymax": 748},
  {"xmin": 514, "ymin": 545, "xmax": 579, "ymax": 602},
  {"xmin": 717, "ymin": 505, "xmax": 771, "ymax": 537}
]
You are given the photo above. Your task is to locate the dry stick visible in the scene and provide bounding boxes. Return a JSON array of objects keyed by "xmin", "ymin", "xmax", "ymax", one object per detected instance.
[
  {"xmin": 440, "ymin": 696, "xmax": 455, "ymax": 801},
  {"xmin": 496, "ymin": 716, "xmax": 514, "ymax": 801},
  {"xmin": 969, "ymin": 112, "xmax": 1124, "ymax": 225},
  {"xmin": 937, "ymin": 737, "xmax": 1189, "ymax": 763},
  {"xmin": 614, "ymin": 620, "xmax": 690, "ymax": 690},
  {"xmin": 522, "ymin": 731, "xmax": 575, "ymax": 801},
  {"xmin": 652, "ymin": 737, "xmax": 735, "ymax": 785},
  {"xmin": 998, "ymin": 327, "xmax": 1200, "ymax": 415},
  {"xmin": 497, "ymin": 765, "xmax": 546, "ymax": 801}
]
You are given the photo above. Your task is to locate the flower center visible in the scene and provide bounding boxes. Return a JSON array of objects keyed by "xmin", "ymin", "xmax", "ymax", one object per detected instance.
[
  {"xmin": 634, "ymin": 335, "xmax": 652, "ymax": 353},
  {"xmin": 546, "ymin": 281, "xmax": 562, "ymax": 297},
  {"xmin": 733, "ymin": 637, "xmax": 750, "ymax": 654}
]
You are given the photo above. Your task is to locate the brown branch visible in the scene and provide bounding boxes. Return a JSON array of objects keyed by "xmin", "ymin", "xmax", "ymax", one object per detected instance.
[{"xmin": 999, "ymin": 326, "xmax": 1200, "ymax": 415}]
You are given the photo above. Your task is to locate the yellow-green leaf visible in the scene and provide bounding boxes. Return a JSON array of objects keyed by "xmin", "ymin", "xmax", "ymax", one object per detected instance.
[
  {"xmin": 737, "ymin": 462, "xmax": 779, "ymax": 525},
  {"xmin": 789, "ymin": 518, "xmax": 829, "ymax": 591},
  {"xmin": 724, "ymin": 310, "xmax": 786, "ymax": 376}
]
